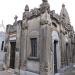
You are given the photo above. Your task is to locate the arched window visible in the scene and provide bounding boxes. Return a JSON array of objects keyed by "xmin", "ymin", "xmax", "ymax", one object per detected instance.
[{"xmin": 30, "ymin": 38, "xmax": 37, "ymax": 57}]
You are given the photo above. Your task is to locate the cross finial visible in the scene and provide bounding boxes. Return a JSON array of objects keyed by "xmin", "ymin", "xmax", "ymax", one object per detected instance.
[{"xmin": 14, "ymin": 15, "xmax": 18, "ymax": 22}]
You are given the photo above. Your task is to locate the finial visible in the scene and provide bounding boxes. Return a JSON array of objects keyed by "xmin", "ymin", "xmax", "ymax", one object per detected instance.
[
  {"xmin": 14, "ymin": 15, "xmax": 18, "ymax": 22},
  {"xmin": 42, "ymin": 0, "xmax": 48, "ymax": 2},
  {"xmin": 25, "ymin": 4, "xmax": 29, "ymax": 11},
  {"xmin": 62, "ymin": 4, "xmax": 65, "ymax": 8}
]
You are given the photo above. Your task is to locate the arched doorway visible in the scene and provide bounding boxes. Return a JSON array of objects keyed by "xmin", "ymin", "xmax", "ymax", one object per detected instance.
[
  {"xmin": 52, "ymin": 31, "xmax": 61, "ymax": 73},
  {"xmin": 10, "ymin": 40, "xmax": 16, "ymax": 69},
  {"xmin": 54, "ymin": 40, "xmax": 58, "ymax": 73}
]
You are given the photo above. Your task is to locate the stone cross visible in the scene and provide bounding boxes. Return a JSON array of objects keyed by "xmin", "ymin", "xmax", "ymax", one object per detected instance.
[{"xmin": 14, "ymin": 15, "xmax": 18, "ymax": 22}]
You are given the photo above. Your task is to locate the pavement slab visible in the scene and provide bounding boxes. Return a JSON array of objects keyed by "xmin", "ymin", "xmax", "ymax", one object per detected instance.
[{"xmin": 0, "ymin": 67, "xmax": 75, "ymax": 75}]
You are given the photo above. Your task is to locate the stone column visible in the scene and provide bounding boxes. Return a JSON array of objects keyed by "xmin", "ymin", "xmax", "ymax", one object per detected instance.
[
  {"xmin": 20, "ymin": 18, "xmax": 28, "ymax": 70},
  {"xmin": 15, "ymin": 21, "xmax": 21, "ymax": 74},
  {"xmin": 20, "ymin": 28, "xmax": 28, "ymax": 70},
  {"xmin": 6, "ymin": 41, "xmax": 11, "ymax": 69},
  {"xmin": 20, "ymin": 4, "xmax": 29, "ymax": 69},
  {"xmin": 40, "ymin": 24, "xmax": 53, "ymax": 75},
  {"xmin": 5, "ymin": 25, "xmax": 11, "ymax": 69}
]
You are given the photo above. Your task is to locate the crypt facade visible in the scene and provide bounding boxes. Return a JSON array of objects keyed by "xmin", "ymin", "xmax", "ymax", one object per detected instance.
[{"xmin": 5, "ymin": 0, "xmax": 75, "ymax": 75}]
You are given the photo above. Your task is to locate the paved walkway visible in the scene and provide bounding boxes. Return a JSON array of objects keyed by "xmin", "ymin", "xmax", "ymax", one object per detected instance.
[
  {"xmin": 0, "ymin": 69, "xmax": 14, "ymax": 75},
  {"xmin": 0, "ymin": 67, "xmax": 75, "ymax": 75},
  {"xmin": 60, "ymin": 67, "xmax": 75, "ymax": 75},
  {"xmin": 56, "ymin": 66, "xmax": 75, "ymax": 75}
]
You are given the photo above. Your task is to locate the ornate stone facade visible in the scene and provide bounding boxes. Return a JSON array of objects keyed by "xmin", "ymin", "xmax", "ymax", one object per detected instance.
[{"xmin": 5, "ymin": 0, "xmax": 75, "ymax": 75}]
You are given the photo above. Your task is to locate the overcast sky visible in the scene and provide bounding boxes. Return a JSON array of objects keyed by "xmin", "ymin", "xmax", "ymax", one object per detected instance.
[{"xmin": 0, "ymin": 0, "xmax": 75, "ymax": 31}]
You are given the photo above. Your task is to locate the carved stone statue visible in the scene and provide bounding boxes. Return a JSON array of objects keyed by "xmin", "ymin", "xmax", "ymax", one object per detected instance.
[
  {"xmin": 60, "ymin": 4, "xmax": 70, "ymax": 27},
  {"xmin": 23, "ymin": 5, "xmax": 29, "ymax": 20},
  {"xmin": 14, "ymin": 15, "xmax": 18, "ymax": 23},
  {"xmin": 22, "ymin": 5, "xmax": 29, "ymax": 29},
  {"xmin": 40, "ymin": 1, "xmax": 50, "ymax": 13},
  {"xmin": 25, "ymin": 4, "xmax": 29, "ymax": 11},
  {"xmin": 62, "ymin": 4, "xmax": 65, "ymax": 8},
  {"xmin": 13, "ymin": 15, "xmax": 18, "ymax": 25},
  {"xmin": 42, "ymin": 0, "xmax": 48, "ymax": 2}
]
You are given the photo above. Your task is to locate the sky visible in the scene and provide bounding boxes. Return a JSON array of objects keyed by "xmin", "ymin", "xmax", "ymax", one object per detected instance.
[{"xmin": 0, "ymin": 0, "xmax": 75, "ymax": 31}]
